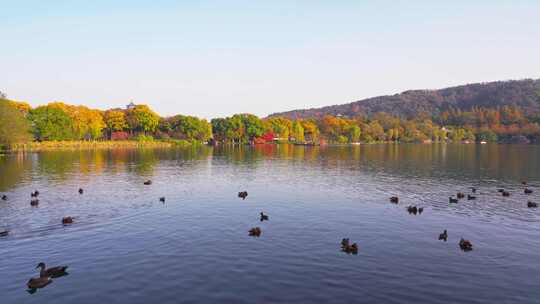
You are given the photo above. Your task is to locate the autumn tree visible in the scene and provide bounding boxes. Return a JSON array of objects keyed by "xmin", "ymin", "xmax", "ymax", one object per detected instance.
[{"xmin": 126, "ymin": 105, "xmax": 160, "ymax": 134}]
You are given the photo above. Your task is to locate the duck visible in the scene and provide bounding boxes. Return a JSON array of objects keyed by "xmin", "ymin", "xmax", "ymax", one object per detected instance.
[
  {"xmin": 62, "ymin": 217, "xmax": 74, "ymax": 225},
  {"xmin": 78, "ymin": 188, "xmax": 84, "ymax": 194},
  {"xmin": 459, "ymin": 238, "xmax": 473, "ymax": 251},
  {"xmin": 30, "ymin": 199, "xmax": 39, "ymax": 206},
  {"xmin": 497, "ymin": 188, "xmax": 505, "ymax": 193},
  {"xmin": 36, "ymin": 262, "xmax": 69, "ymax": 278},
  {"xmin": 1, "ymin": 194, "xmax": 7, "ymax": 201},
  {"xmin": 238, "ymin": 191, "xmax": 248, "ymax": 200},
  {"xmin": 522, "ymin": 181, "xmax": 527, "ymax": 185},
  {"xmin": 467, "ymin": 194, "xmax": 476, "ymax": 200},
  {"xmin": 407, "ymin": 205, "xmax": 418, "ymax": 215},
  {"xmin": 260, "ymin": 212, "xmax": 269, "ymax": 221},
  {"xmin": 248, "ymin": 227, "xmax": 261, "ymax": 237},
  {"xmin": 0, "ymin": 230, "xmax": 9, "ymax": 237},
  {"xmin": 31, "ymin": 190, "xmax": 40, "ymax": 198},
  {"xmin": 418, "ymin": 207, "xmax": 424, "ymax": 214},
  {"xmin": 470, "ymin": 187, "xmax": 477, "ymax": 193},
  {"xmin": 143, "ymin": 180, "xmax": 152, "ymax": 185},
  {"xmin": 438, "ymin": 230, "xmax": 448, "ymax": 241},
  {"xmin": 524, "ymin": 188, "xmax": 533, "ymax": 194},
  {"xmin": 341, "ymin": 238, "xmax": 350, "ymax": 248},
  {"xmin": 449, "ymin": 197, "xmax": 458, "ymax": 204},
  {"xmin": 27, "ymin": 276, "xmax": 52, "ymax": 289},
  {"xmin": 159, "ymin": 197, "xmax": 165, "ymax": 203},
  {"xmin": 457, "ymin": 192, "xmax": 465, "ymax": 199},
  {"xmin": 502, "ymin": 191, "xmax": 510, "ymax": 197},
  {"xmin": 528, "ymin": 201, "xmax": 538, "ymax": 208},
  {"xmin": 390, "ymin": 196, "xmax": 399, "ymax": 204},
  {"xmin": 342, "ymin": 243, "xmax": 359, "ymax": 254}
]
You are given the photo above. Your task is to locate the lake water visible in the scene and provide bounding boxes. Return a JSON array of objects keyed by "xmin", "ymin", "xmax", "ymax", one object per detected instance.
[{"xmin": 0, "ymin": 144, "xmax": 539, "ymax": 304}]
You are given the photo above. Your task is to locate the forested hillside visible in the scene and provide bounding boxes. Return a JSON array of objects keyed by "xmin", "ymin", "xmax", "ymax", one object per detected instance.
[{"xmin": 269, "ymin": 79, "xmax": 540, "ymax": 119}]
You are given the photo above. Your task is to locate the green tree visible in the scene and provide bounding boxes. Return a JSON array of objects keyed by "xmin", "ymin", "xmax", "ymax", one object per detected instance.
[
  {"xmin": 347, "ymin": 125, "xmax": 361, "ymax": 142},
  {"xmin": 241, "ymin": 114, "xmax": 264, "ymax": 140},
  {"xmin": 127, "ymin": 105, "xmax": 160, "ymax": 133},
  {"xmin": 104, "ymin": 110, "xmax": 128, "ymax": 132},
  {"xmin": 292, "ymin": 121, "xmax": 305, "ymax": 142},
  {"xmin": 0, "ymin": 100, "xmax": 33, "ymax": 147},
  {"xmin": 28, "ymin": 106, "xmax": 74, "ymax": 140}
]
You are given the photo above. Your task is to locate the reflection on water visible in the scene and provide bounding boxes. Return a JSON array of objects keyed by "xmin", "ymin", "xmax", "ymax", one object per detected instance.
[{"xmin": 0, "ymin": 144, "xmax": 539, "ymax": 304}]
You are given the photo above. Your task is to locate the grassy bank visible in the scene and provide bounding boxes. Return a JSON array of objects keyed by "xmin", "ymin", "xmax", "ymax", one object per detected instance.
[{"xmin": 6, "ymin": 140, "xmax": 195, "ymax": 151}]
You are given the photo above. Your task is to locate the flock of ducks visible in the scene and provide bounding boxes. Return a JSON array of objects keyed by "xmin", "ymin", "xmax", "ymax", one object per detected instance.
[
  {"xmin": 242, "ymin": 191, "xmax": 269, "ymax": 237},
  {"xmin": 0, "ymin": 179, "xmax": 537, "ymax": 291},
  {"xmin": 394, "ymin": 180, "xmax": 536, "ymax": 252}
]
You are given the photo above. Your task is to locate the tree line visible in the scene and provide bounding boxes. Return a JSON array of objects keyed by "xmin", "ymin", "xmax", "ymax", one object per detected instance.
[{"xmin": 1, "ymin": 95, "xmax": 539, "ymax": 148}]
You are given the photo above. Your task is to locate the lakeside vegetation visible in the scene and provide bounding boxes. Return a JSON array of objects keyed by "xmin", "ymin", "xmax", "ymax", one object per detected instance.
[{"xmin": 1, "ymin": 89, "xmax": 540, "ymax": 151}]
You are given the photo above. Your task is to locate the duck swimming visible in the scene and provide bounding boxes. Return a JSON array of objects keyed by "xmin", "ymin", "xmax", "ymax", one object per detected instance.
[
  {"xmin": 502, "ymin": 191, "xmax": 510, "ymax": 197},
  {"xmin": 62, "ymin": 217, "xmax": 74, "ymax": 225},
  {"xmin": 144, "ymin": 180, "xmax": 152, "ymax": 185},
  {"xmin": 457, "ymin": 192, "xmax": 465, "ymax": 199},
  {"xmin": 78, "ymin": 188, "xmax": 84, "ymax": 194},
  {"xmin": 449, "ymin": 197, "xmax": 458, "ymax": 204},
  {"xmin": 438, "ymin": 230, "xmax": 448, "ymax": 241},
  {"xmin": 260, "ymin": 212, "xmax": 269, "ymax": 221},
  {"xmin": 30, "ymin": 199, "xmax": 39, "ymax": 206},
  {"xmin": 524, "ymin": 188, "xmax": 533, "ymax": 194},
  {"xmin": 238, "ymin": 191, "xmax": 248, "ymax": 200},
  {"xmin": 159, "ymin": 197, "xmax": 165, "ymax": 203},
  {"xmin": 470, "ymin": 187, "xmax": 477, "ymax": 193},
  {"xmin": 459, "ymin": 238, "xmax": 473, "ymax": 251},
  {"xmin": 31, "ymin": 190, "xmax": 39, "ymax": 198},
  {"xmin": 528, "ymin": 201, "xmax": 538, "ymax": 208},
  {"xmin": 340, "ymin": 239, "xmax": 358, "ymax": 254},
  {"xmin": 36, "ymin": 262, "xmax": 69, "ymax": 278},
  {"xmin": 467, "ymin": 194, "xmax": 476, "ymax": 200},
  {"xmin": 27, "ymin": 276, "xmax": 52, "ymax": 289},
  {"xmin": 407, "ymin": 205, "xmax": 418, "ymax": 215},
  {"xmin": 1, "ymin": 194, "xmax": 7, "ymax": 201},
  {"xmin": 0, "ymin": 230, "xmax": 8, "ymax": 237},
  {"xmin": 248, "ymin": 227, "xmax": 261, "ymax": 237},
  {"xmin": 390, "ymin": 196, "xmax": 399, "ymax": 204}
]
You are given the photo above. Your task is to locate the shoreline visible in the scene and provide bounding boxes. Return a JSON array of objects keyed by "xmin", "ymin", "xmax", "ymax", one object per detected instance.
[{"xmin": 3, "ymin": 140, "xmax": 537, "ymax": 153}]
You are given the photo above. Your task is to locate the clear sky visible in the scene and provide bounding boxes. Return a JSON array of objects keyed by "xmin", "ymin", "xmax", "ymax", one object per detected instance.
[{"xmin": 1, "ymin": 0, "xmax": 539, "ymax": 118}]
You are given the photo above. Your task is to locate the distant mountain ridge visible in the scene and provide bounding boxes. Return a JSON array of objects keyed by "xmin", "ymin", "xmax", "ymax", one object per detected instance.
[{"xmin": 268, "ymin": 79, "xmax": 540, "ymax": 119}]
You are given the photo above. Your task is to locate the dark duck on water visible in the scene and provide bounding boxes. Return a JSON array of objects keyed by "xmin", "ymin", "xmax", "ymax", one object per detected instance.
[
  {"xmin": 36, "ymin": 262, "xmax": 69, "ymax": 278},
  {"xmin": 459, "ymin": 238, "xmax": 473, "ymax": 251},
  {"xmin": 248, "ymin": 227, "xmax": 261, "ymax": 237},
  {"xmin": 238, "ymin": 191, "xmax": 248, "ymax": 200},
  {"xmin": 340, "ymin": 238, "xmax": 358, "ymax": 254},
  {"xmin": 438, "ymin": 230, "xmax": 448, "ymax": 241}
]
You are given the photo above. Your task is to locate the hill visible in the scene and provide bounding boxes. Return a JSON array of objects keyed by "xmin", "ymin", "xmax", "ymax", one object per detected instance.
[{"xmin": 268, "ymin": 79, "xmax": 540, "ymax": 119}]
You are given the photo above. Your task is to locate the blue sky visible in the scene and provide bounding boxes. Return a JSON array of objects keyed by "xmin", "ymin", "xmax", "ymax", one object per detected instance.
[{"xmin": 1, "ymin": 0, "xmax": 539, "ymax": 118}]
